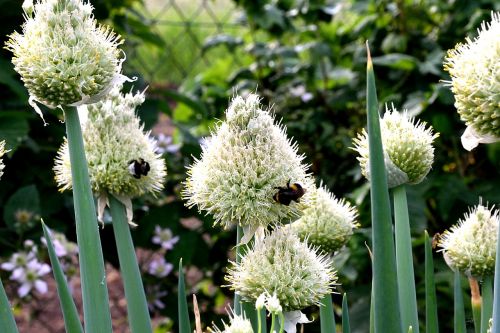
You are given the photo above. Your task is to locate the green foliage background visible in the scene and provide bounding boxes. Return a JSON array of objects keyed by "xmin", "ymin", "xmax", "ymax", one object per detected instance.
[{"xmin": 0, "ymin": 0, "xmax": 499, "ymax": 332}]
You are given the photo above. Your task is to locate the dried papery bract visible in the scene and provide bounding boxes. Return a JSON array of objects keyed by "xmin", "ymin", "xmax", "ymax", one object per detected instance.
[
  {"xmin": 54, "ymin": 84, "xmax": 167, "ymax": 222},
  {"xmin": 5, "ymin": 0, "xmax": 129, "ymax": 123},
  {"xmin": 183, "ymin": 93, "xmax": 312, "ymax": 242},
  {"xmin": 291, "ymin": 185, "xmax": 358, "ymax": 253},
  {"xmin": 353, "ymin": 106, "xmax": 438, "ymax": 188},
  {"xmin": 225, "ymin": 227, "xmax": 336, "ymax": 332},
  {"xmin": 444, "ymin": 12, "xmax": 500, "ymax": 150},
  {"xmin": 439, "ymin": 204, "xmax": 500, "ymax": 278}
]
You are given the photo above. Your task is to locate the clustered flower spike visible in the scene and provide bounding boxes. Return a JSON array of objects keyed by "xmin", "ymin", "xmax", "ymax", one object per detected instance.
[
  {"xmin": 0, "ymin": 140, "xmax": 6, "ymax": 180},
  {"xmin": 439, "ymin": 204, "xmax": 500, "ymax": 278},
  {"xmin": 54, "ymin": 84, "xmax": 166, "ymax": 222},
  {"xmin": 209, "ymin": 310, "xmax": 254, "ymax": 333},
  {"xmin": 183, "ymin": 93, "xmax": 312, "ymax": 243},
  {"xmin": 353, "ymin": 106, "xmax": 438, "ymax": 188},
  {"xmin": 5, "ymin": 0, "xmax": 130, "ymax": 124},
  {"xmin": 226, "ymin": 227, "xmax": 336, "ymax": 313},
  {"xmin": 291, "ymin": 185, "xmax": 358, "ymax": 253},
  {"xmin": 443, "ymin": 12, "xmax": 500, "ymax": 150}
]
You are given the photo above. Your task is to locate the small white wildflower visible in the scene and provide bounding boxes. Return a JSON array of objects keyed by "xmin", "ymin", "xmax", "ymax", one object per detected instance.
[
  {"xmin": 155, "ymin": 133, "xmax": 180, "ymax": 154},
  {"xmin": 11, "ymin": 259, "xmax": 51, "ymax": 298},
  {"xmin": 439, "ymin": 203, "xmax": 499, "ymax": 278},
  {"xmin": 291, "ymin": 184, "xmax": 358, "ymax": 253},
  {"xmin": 41, "ymin": 230, "xmax": 78, "ymax": 258},
  {"xmin": 255, "ymin": 292, "xmax": 266, "ymax": 310},
  {"xmin": 53, "ymin": 84, "xmax": 166, "ymax": 223},
  {"xmin": 265, "ymin": 293, "xmax": 282, "ymax": 314},
  {"xmin": 5, "ymin": 0, "xmax": 131, "ymax": 124},
  {"xmin": 147, "ymin": 257, "xmax": 173, "ymax": 278},
  {"xmin": 444, "ymin": 12, "xmax": 500, "ymax": 150},
  {"xmin": 184, "ymin": 94, "xmax": 312, "ymax": 243},
  {"xmin": 226, "ymin": 227, "xmax": 336, "ymax": 312},
  {"xmin": 0, "ymin": 140, "xmax": 7, "ymax": 180},
  {"xmin": 152, "ymin": 226, "xmax": 179, "ymax": 250},
  {"xmin": 353, "ymin": 106, "xmax": 438, "ymax": 188}
]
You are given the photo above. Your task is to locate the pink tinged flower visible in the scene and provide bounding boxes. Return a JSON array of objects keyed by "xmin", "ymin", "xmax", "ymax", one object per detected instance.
[
  {"xmin": 1, "ymin": 250, "xmax": 36, "ymax": 271},
  {"xmin": 147, "ymin": 257, "xmax": 173, "ymax": 278},
  {"xmin": 152, "ymin": 226, "xmax": 180, "ymax": 250},
  {"xmin": 155, "ymin": 133, "xmax": 181, "ymax": 154}
]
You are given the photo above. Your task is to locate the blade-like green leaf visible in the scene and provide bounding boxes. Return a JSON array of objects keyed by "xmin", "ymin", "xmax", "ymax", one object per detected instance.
[
  {"xmin": 41, "ymin": 222, "xmax": 83, "ymax": 333},
  {"xmin": 424, "ymin": 231, "xmax": 439, "ymax": 333},
  {"xmin": 108, "ymin": 196, "xmax": 152, "ymax": 333},
  {"xmin": 342, "ymin": 293, "xmax": 351, "ymax": 333},
  {"xmin": 365, "ymin": 42, "xmax": 402, "ymax": 333},
  {"xmin": 481, "ymin": 276, "xmax": 493, "ymax": 333},
  {"xmin": 492, "ymin": 218, "xmax": 500, "ymax": 333},
  {"xmin": 178, "ymin": 258, "xmax": 192, "ymax": 333},
  {"xmin": 64, "ymin": 107, "xmax": 112, "ymax": 332},
  {"xmin": 393, "ymin": 185, "xmax": 419, "ymax": 333},
  {"xmin": 454, "ymin": 271, "xmax": 466, "ymax": 333},
  {"xmin": 0, "ymin": 278, "xmax": 18, "ymax": 333},
  {"xmin": 320, "ymin": 293, "xmax": 336, "ymax": 333}
]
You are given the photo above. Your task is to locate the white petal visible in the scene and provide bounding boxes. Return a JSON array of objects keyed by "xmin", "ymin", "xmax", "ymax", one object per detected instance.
[
  {"xmin": 18, "ymin": 283, "xmax": 32, "ymax": 298},
  {"xmin": 34, "ymin": 280, "xmax": 48, "ymax": 294},
  {"xmin": 461, "ymin": 126, "xmax": 500, "ymax": 151},
  {"xmin": 1, "ymin": 262, "xmax": 15, "ymax": 271},
  {"xmin": 283, "ymin": 311, "xmax": 312, "ymax": 333}
]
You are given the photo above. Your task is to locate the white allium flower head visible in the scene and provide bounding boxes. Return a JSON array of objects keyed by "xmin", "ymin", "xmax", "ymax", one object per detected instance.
[
  {"xmin": 210, "ymin": 310, "xmax": 254, "ymax": 333},
  {"xmin": 439, "ymin": 203, "xmax": 500, "ymax": 278},
  {"xmin": 226, "ymin": 227, "xmax": 336, "ymax": 313},
  {"xmin": 444, "ymin": 12, "xmax": 500, "ymax": 150},
  {"xmin": 5, "ymin": 0, "xmax": 131, "ymax": 124},
  {"xmin": 291, "ymin": 184, "xmax": 358, "ymax": 253},
  {"xmin": 0, "ymin": 140, "xmax": 6, "ymax": 180},
  {"xmin": 183, "ymin": 93, "xmax": 312, "ymax": 243},
  {"xmin": 353, "ymin": 105, "xmax": 438, "ymax": 188},
  {"xmin": 53, "ymin": 84, "xmax": 166, "ymax": 222}
]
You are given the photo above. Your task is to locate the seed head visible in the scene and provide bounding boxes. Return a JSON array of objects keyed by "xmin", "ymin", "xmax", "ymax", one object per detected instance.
[
  {"xmin": 439, "ymin": 204, "xmax": 500, "ymax": 278},
  {"xmin": 183, "ymin": 94, "xmax": 312, "ymax": 242},
  {"xmin": 353, "ymin": 106, "xmax": 438, "ymax": 188},
  {"xmin": 291, "ymin": 185, "xmax": 358, "ymax": 253},
  {"xmin": 5, "ymin": 0, "xmax": 127, "ymax": 123},
  {"xmin": 225, "ymin": 227, "xmax": 336, "ymax": 312},
  {"xmin": 210, "ymin": 310, "xmax": 254, "ymax": 333},
  {"xmin": 54, "ymin": 84, "xmax": 166, "ymax": 221},
  {"xmin": 444, "ymin": 12, "xmax": 500, "ymax": 150}
]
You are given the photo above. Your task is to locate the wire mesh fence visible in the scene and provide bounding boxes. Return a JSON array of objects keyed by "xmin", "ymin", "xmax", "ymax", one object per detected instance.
[{"xmin": 122, "ymin": 0, "xmax": 246, "ymax": 86}]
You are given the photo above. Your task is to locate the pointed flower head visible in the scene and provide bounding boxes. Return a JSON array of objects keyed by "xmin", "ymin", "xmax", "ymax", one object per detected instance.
[
  {"xmin": 210, "ymin": 310, "xmax": 254, "ymax": 333},
  {"xmin": 439, "ymin": 204, "xmax": 500, "ymax": 278},
  {"xmin": 226, "ymin": 227, "xmax": 336, "ymax": 312},
  {"xmin": 54, "ymin": 84, "xmax": 166, "ymax": 221},
  {"xmin": 183, "ymin": 94, "xmax": 312, "ymax": 242},
  {"xmin": 291, "ymin": 185, "xmax": 358, "ymax": 253},
  {"xmin": 444, "ymin": 12, "xmax": 500, "ymax": 150},
  {"xmin": 353, "ymin": 106, "xmax": 438, "ymax": 188},
  {"xmin": 0, "ymin": 140, "xmax": 6, "ymax": 179},
  {"xmin": 5, "ymin": 0, "xmax": 128, "ymax": 123}
]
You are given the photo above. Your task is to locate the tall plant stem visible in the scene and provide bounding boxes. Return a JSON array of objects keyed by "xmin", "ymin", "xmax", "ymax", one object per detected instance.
[
  {"xmin": 365, "ymin": 43, "xmax": 402, "ymax": 333},
  {"xmin": 65, "ymin": 106, "xmax": 112, "ymax": 332},
  {"xmin": 109, "ymin": 195, "xmax": 152, "ymax": 333},
  {"xmin": 454, "ymin": 271, "xmax": 466, "ymax": 333},
  {"xmin": 492, "ymin": 218, "xmax": 500, "ymax": 333},
  {"xmin": 393, "ymin": 185, "xmax": 419, "ymax": 333},
  {"xmin": 469, "ymin": 277, "xmax": 481, "ymax": 333},
  {"xmin": 0, "ymin": 278, "xmax": 18, "ymax": 333},
  {"xmin": 481, "ymin": 276, "xmax": 493, "ymax": 333},
  {"xmin": 425, "ymin": 231, "xmax": 439, "ymax": 333}
]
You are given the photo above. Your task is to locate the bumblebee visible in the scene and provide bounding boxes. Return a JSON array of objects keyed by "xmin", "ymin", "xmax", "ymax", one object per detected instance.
[
  {"xmin": 273, "ymin": 180, "xmax": 305, "ymax": 206},
  {"xmin": 128, "ymin": 158, "xmax": 150, "ymax": 179}
]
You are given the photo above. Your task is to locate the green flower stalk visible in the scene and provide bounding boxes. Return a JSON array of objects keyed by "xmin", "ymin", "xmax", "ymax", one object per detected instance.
[
  {"xmin": 5, "ymin": 0, "xmax": 130, "ymax": 124},
  {"xmin": 444, "ymin": 12, "xmax": 500, "ymax": 150},
  {"xmin": 0, "ymin": 140, "xmax": 6, "ymax": 179},
  {"xmin": 210, "ymin": 310, "xmax": 254, "ymax": 333},
  {"xmin": 291, "ymin": 184, "xmax": 358, "ymax": 253},
  {"xmin": 54, "ymin": 84, "xmax": 166, "ymax": 222},
  {"xmin": 353, "ymin": 105, "xmax": 438, "ymax": 188},
  {"xmin": 183, "ymin": 94, "xmax": 312, "ymax": 243},
  {"xmin": 439, "ymin": 204, "xmax": 500, "ymax": 278},
  {"xmin": 225, "ymin": 227, "xmax": 336, "ymax": 332}
]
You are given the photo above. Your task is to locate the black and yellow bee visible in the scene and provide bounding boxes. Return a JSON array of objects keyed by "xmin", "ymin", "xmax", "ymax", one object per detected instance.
[
  {"xmin": 128, "ymin": 158, "xmax": 150, "ymax": 179},
  {"xmin": 273, "ymin": 180, "xmax": 305, "ymax": 206}
]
